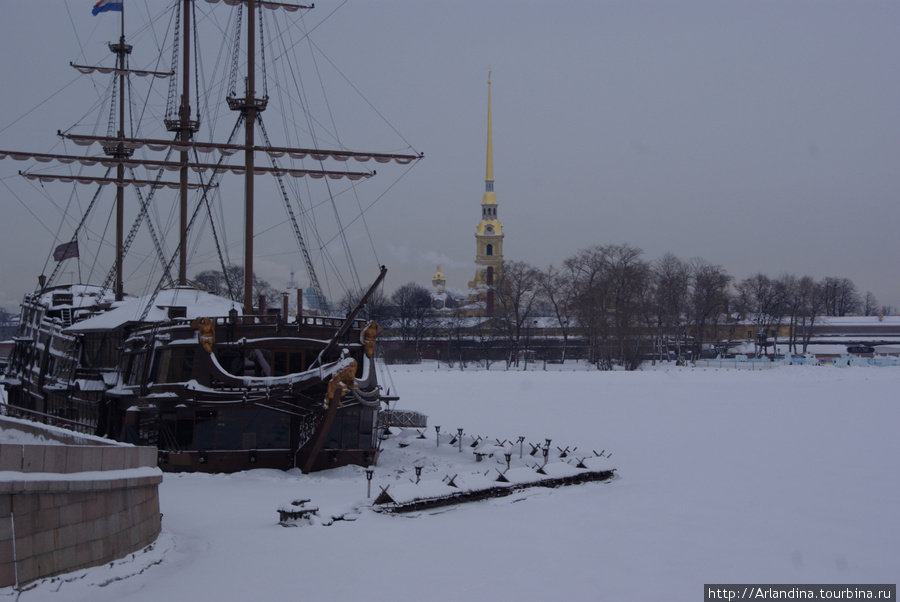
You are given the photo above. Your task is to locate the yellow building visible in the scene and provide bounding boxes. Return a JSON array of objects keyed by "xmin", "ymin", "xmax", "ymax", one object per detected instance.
[{"xmin": 432, "ymin": 265, "xmax": 447, "ymax": 292}]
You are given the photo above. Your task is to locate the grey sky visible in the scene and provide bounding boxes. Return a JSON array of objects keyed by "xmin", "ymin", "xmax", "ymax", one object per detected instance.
[{"xmin": 1, "ymin": 1, "xmax": 898, "ymax": 310}]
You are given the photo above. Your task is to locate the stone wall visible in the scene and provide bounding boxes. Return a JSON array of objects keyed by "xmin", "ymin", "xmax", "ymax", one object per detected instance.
[{"xmin": 0, "ymin": 419, "xmax": 162, "ymax": 588}]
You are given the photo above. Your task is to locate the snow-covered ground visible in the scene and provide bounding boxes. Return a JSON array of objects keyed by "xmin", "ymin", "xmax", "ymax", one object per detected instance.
[{"xmin": 3, "ymin": 363, "xmax": 898, "ymax": 601}]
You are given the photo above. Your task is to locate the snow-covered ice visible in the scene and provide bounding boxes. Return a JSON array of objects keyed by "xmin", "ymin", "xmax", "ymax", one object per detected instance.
[{"xmin": 3, "ymin": 363, "xmax": 898, "ymax": 601}]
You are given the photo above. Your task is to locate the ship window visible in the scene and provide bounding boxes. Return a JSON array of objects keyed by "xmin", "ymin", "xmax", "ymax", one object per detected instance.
[
  {"xmin": 291, "ymin": 352, "xmax": 304, "ymax": 373},
  {"xmin": 217, "ymin": 349, "xmax": 243, "ymax": 375},
  {"xmin": 246, "ymin": 349, "xmax": 271, "ymax": 377},
  {"xmin": 273, "ymin": 352, "xmax": 287, "ymax": 376},
  {"xmin": 158, "ymin": 348, "xmax": 195, "ymax": 383},
  {"xmin": 149, "ymin": 351, "xmax": 161, "ymax": 383},
  {"xmin": 126, "ymin": 353, "xmax": 147, "ymax": 386},
  {"xmin": 272, "ymin": 351, "xmax": 306, "ymax": 376}
]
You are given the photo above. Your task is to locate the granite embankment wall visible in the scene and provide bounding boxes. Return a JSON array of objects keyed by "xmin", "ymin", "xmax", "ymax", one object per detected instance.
[{"xmin": 0, "ymin": 418, "xmax": 162, "ymax": 588}]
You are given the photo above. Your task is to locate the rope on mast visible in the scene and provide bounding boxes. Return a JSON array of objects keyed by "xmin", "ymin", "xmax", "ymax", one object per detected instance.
[
  {"xmin": 207, "ymin": 117, "xmax": 247, "ymax": 303},
  {"xmin": 165, "ymin": 3, "xmax": 181, "ymax": 123},
  {"xmin": 227, "ymin": 3, "xmax": 243, "ymax": 98},
  {"xmin": 43, "ymin": 170, "xmax": 111, "ymax": 289},
  {"xmin": 258, "ymin": 2, "xmax": 268, "ymax": 99},
  {"xmin": 192, "ymin": 0, "xmax": 202, "ymax": 127},
  {"xmin": 99, "ymin": 157, "xmax": 176, "ymax": 295},
  {"xmin": 257, "ymin": 114, "xmax": 325, "ymax": 309}
]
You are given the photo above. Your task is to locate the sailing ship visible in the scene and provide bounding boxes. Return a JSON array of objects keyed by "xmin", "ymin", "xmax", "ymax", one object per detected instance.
[{"xmin": 0, "ymin": 0, "xmax": 422, "ymax": 473}]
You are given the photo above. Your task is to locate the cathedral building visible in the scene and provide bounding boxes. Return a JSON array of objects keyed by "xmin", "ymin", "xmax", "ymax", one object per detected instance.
[
  {"xmin": 430, "ymin": 265, "xmax": 456, "ymax": 310},
  {"xmin": 467, "ymin": 71, "xmax": 504, "ymax": 314}
]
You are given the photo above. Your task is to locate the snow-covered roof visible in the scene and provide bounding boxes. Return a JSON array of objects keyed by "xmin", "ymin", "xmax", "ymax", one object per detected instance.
[
  {"xmin": 818, "ymin": 315, "xmax": 900, "ymax": 325},
  {"xmin": 32, "ymin": 283, "xmax": 116, "ymax": 310},
  {"xmin": 65, "ymin": 287, "xmax": 237, "ymax": 332}
]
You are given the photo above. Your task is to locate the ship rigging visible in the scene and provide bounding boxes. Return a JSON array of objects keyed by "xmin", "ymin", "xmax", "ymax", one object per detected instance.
[{"xmin": 1, "ymin": 0, "xmax": 423, "ymax": 473}]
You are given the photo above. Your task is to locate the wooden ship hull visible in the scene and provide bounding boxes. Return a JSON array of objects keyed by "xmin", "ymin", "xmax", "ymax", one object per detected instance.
[{"xmin": 2, "ymin": 275, "xmax": 394, "ymax": 473}]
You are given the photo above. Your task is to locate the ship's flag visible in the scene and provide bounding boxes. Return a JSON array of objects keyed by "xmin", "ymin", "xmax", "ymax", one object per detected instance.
[
  {"xmin": 92, "ymin": 0, "xmax": 123, "ymax": 16},
  {"xmin": 53, "ymin": 241, "xmax": 79, "ymax": 262}
]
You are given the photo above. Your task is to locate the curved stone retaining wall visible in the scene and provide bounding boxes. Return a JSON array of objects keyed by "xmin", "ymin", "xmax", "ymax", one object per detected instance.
[{"xmin": 0, "ymin": 418, "xmax": 162, "ymax": 588}]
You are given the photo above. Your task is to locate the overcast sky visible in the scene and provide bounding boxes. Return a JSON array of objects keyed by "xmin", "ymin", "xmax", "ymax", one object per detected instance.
[{"xmin": 1, "ymin": 1, "xmax": 898, "ymax": 311}]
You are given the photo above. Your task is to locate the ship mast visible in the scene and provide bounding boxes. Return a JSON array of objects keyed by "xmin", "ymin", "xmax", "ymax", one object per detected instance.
[
  {"xmin": 224, "ymin": 0, "xmax": 268, "ymax": 314},
  {"xmin": 178, "ymin": 0, "xmax": 195, "ymax": 286},
  {"xmin": 243, "ymin": 0, "xmax": 261, "ymax": 315},
  {"xmin": 111, "ymin": 9, "xmax": 129, "ymax": 301},
  {"xmin": 163, "ymin": 0, "xmax": 200, "ymax": 287}
]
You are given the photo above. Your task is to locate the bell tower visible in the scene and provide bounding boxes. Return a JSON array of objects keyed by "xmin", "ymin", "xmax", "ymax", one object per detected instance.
[
  {"xmin": 432, "ymin": 265, "xmax": 447, "ymax": 292},
  {"xmin": 469, "ymin": 71, "xmax": 503, "ymax": 311}
]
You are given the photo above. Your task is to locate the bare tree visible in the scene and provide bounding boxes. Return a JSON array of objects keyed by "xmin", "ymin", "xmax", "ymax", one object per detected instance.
[
  {"xmin": 494, "ymin": 260, "xmax": 541, "ymax": 367},
  {"xmin": 536, "ymin": 264, "xmax": 577, "ymax": 363},
  {"xmin": 194, "ymin": 265, "xmax": 279, "ymax": 308},
  {"xmin": 735, "ymin": 273, "xmax": 785, "ymax": 356},
  {"xmin": 651, "ymin": 253, "xmax": 691, "ymax": 363},
  {"xmin": 794, "ymin": 276, "xmax": 825, "ymax": 354},
  {"xmin": 564, "ymin": 245, "xmax": 612, "ymax": 368},
  {"xmin": 471, "ymin": 315, "xmax": 501, "ymax": 369},
  {"xmin": 336, "ymin": 286, "xmax": 390, "ymax": 323},
  {"xmin": 688, "ymin": 259, "xmax": 731, "ymax": 359},
  {"xmin": 606, "ymin": 244, "xmax": 651, "ymax": 369},
  {"xmin": 863, "ymin": 291, "xmax": 879, "ymax": 317},
  {"xmin": 390, "ymin": 282, "xmax": 435, "ymax": 356},
  {"xmin": 779, "ymin": 274, "xmax": 804, "ymax": 353},
  {"xmin": 444, "ymin": 309, "xmax": 472, "ymax": 370},
  {"xmin": 771, "ymin": 274, "xmax": 798, "ymax": 355},
  {"xmin": 823, "ymin": 277, "xmax": 861, "ymax": 316}
]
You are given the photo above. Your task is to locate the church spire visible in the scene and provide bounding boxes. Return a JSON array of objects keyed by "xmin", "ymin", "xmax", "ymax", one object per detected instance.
[
  {"xmin": 469, "ymin": 70, "xmax": 503, "ymax": 313},
  {"xmin": 485, "ymin": 69, "xmax": 493, "ymax": 189},
  {"xmin": 482, "ymin": 70, "xmax": 496, "ymax": 205}
]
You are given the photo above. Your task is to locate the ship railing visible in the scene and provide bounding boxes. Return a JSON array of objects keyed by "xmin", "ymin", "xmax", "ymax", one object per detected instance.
[
  {"xmin": 378, "ymin": 409, "xmax": 428, "ymax": 429},
  {"xmin": 1, "ymin": 404, "xmax": 95, "ymax": 435},
  {"xmin": 162, "ymin": 314, "xmax": 367, "ymax": 331}
]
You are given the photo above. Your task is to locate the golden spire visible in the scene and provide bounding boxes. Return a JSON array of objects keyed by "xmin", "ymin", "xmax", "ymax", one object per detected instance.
[
  {"xmin": 482, "ymin": 69, "xmax": 496, "ymax": 206},
  {"xmin": 485, "ymin": 69, "xmax": 493, "ymax": 185}
]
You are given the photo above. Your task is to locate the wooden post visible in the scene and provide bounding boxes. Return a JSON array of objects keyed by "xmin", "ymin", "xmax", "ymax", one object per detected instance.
[
  {"xmin": 300, "ymin": 391, "xmax": 341, "ymax": 474},
  {"xmin": 297, "ymin": 289, "xmax": 304, "ymax": 323}
]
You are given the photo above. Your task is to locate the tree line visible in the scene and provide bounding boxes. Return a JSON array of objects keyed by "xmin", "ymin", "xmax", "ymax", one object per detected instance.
[
  {"xmin": 355, "ymin": 244, "xmax": 893, "ymax": 370},
  {"xmin": 1, "ymin": 252, "xmax": 885, "ymax": 371}
]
